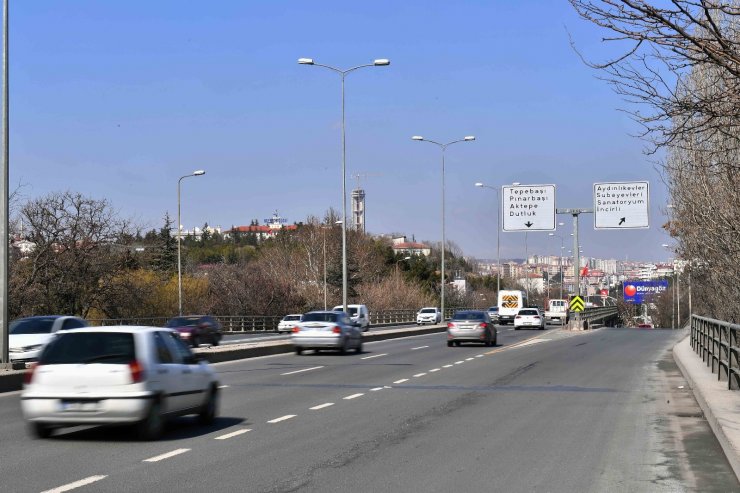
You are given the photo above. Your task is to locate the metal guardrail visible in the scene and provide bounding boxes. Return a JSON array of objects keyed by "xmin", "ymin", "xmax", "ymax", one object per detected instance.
[
  {"xmin": 580, "ymin": 306, "xmax": 619, "ymax": 324},
  {"xmin": 691, "ymin": 314, "xmax": 740, "ymax": 390},
  {"xmin": 88, "ymin": 307, "xmax": 479, "ymax": 333}
]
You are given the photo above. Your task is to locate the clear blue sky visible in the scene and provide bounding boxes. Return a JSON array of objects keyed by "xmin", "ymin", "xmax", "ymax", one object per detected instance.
[{"xmin": 10, "ymin": 1, "xmax": 673, "ymax": 262}]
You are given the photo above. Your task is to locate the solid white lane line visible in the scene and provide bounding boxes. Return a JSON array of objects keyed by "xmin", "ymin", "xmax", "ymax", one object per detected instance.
[
  {"xmin": 394, "ymin": 378, "xmax": 409, "ymax": 384},
  {"xmin": 268, "ymin": 415, "xmax": 297, "ymax": 423},
  {"xmin": 215, "ymin": 429, "xmax": 251, "ymax": 440},
  {"xmin": 41, "ymin": 475, "xmax": 108, "ymax": 493},
  {"xmin": 455, "ymin": 361, "xmax": 464, "ymax": 365},
  {"xmin": 429, "ymin": 368, "xmax": 441, "ymax": 372},
  {"xmin": 413, "ymin": 373, "xmax": 427, "ymax": 378},
  {"xmin": 443, "ymin": 364, "xmax": 453, "ymax": 368},
  {"xmin": 310, "ymin": 403, "xmax": 334, "ymax": 410},
  {"xmin": 411, "ymin": 345, "xmax": 429, "ymax": 350},
  {"xmin": 466, "ymin": 357, "xmax": 474, "ymax": 361},
  {"xmin": 344, "ymin": 393, "xmax": 364, "ymax": 400},
  {"xmin": 361, "ymin": 353, "xmax": 388, "ymax": 360},
  {"xmin": 370, "ymin": 387, "xmax": 384, "ymax": 391},
  {"xmin": 281, "ymin": 366, "xmax": 324, "ymax": 376},
  {"xmin": 143, "ymin": 448, "xmax": 191, "ymax": 463}
]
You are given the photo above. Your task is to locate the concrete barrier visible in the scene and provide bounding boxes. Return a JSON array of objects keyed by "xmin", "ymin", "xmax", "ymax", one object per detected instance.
[{"xmin": 0, "ymin": 324, "xmax": 447, "ymax": 393}]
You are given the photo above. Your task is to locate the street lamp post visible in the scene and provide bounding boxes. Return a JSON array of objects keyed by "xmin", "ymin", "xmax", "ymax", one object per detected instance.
[
  {"xmin": 177, "ymin": 170, "xmax": 205, "ymax": 316},
  {"xmin": 299, "ymin": 57, "xmax": 389, "ymax": 314},
  {"xmin": 322, "ymin": 220, "xmax": 342, "ymax": 310},
  {"xmin": 474, "ymin": 183, "xmax": 501, "ymax": 296},
  {"xmin": 548, "ymin": 233, "xmax": 564, "ymax": 299},
  {"xmin": 412, "ymin": 135, "xmax": 475, "ymax": 320}
]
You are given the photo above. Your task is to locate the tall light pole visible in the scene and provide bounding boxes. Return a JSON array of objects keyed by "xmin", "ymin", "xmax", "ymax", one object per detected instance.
[
  {"xmin": 412, "ymin": 135, "xmax": 475, "ymax": 320},
  {"xmin": 299, "ymin": 58, "xmax": 389, "ymax": 314},
  {"xmin": 474, "ymin": 183, "xmax": 501, "ymax": 295},
  {"xmin": 177, "ymin": 169, "xmax": 205, "ymax": 316},
  {"xmin": 322, "ymin": 220, "xmax": 342, "ymax": 310},
  {"xmin": 548, "ymin": 233, "xmax": 564, "ymax": 299},
  {"xmin": 0, "ymin": 0, "xmax": 8, "ymax": 367}
]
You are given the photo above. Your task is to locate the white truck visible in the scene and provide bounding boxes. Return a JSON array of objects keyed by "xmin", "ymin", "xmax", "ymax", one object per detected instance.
[
  {"xmin": 545, "ymin": 299, "xmax": 569, "ymax": 325},
  {"xmin": 497, "ymin": 290, "xmax": 527, "ymax": 325}
]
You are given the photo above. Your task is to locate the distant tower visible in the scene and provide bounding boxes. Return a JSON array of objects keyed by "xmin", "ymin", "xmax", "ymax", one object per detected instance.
[{"xmin": 351, "ymin": 188, "xmax": 366, "ymax": 233}]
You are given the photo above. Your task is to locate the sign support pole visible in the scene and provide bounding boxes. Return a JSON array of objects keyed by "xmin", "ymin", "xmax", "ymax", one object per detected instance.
[{"xmin": 557, "ymin": 208, "xmax": 592, "ymax": 330}]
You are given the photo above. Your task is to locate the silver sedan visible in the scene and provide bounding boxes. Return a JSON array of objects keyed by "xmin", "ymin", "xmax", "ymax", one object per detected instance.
[{"xmin": 290, "ymin": 311, "xmax": 363, "ymax": 355}]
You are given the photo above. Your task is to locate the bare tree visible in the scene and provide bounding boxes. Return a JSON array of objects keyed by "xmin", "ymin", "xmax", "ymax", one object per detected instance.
[
  {"xmin": 569, "ymin": 0, "xmax": 740, "ymax": 154},
  {"xmin": 10, "ymin": 191, "xmax": 135, "ymax": 317}
]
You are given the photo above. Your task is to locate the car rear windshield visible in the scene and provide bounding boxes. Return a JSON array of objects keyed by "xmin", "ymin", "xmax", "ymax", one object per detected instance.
[
  {"xmin": 420, "ymin": 308, "xmax": 436, "ymax": 314},
  {"xmin": 451, "ymin": 312, "xmax": 485, "ymax": 321},
  {"xmin": 39, "ymin": 332, "xmax": 136, "ymax": 365},
  {"xmin": 488, "ymin": 307, "xmax": 499, "ymax": 312},
  {"xmin": 9, "ymin": 318, "xmax": 57, "ymax": 335},
  {"xmin": 283, "ymin": 315, "xmax": 301, "ymax": 321},
  {"xmin": 303, "ymin": 313, "xmax": 338, "ymax": 323},
  {"xmin": 519, "ymin": 309, "xmax": 539, "ymax": 315},
  {"xmin": 166, "ymin": 317, "xmax": 200, "ymax": 328}
]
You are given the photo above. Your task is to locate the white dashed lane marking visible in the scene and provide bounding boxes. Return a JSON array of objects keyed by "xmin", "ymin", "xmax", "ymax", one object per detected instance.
[
  {"xmin": 466, "ymin": 357, "xmax": 474, "ymax": 361},
  {"xmin": 218, "ymin": 385, "xmax": 230, "ymax": 389},
  {"xmin": 344, "ymin": 393, "xmax": 364, "ymax": 400},
  {"xmin": 370, "ymin": 387, "xmax": 384, "ymax": 391},
  {"xmin": 394, "ymin": 379, "xmax": 409, "ymax": 384},
  {"xmin": 413, "ymin": 373, "xmax": 427, "ymax": 378},
  {"xmin": 215, "ymin": 429, "xmax": 251, "ymax": 440},
  {"xmin": 268, "ymin": 415, "xmax": 297, "ymax": 424},
  {"xmin": 455, "ymin": 361, "xmax": 464, "ymax": 365},
  {"xmin": 281, "ymin": 366, "xmax": 324, "ymax": 376},
  {"xmin": 143, "ymin": 448, "xmax": 190, "ymax": 463},
  {"xmin": 310, "ymin": 403, "xmax": 334, "ymax": 410},
  {"xmin": 429, "ymin": 368, "xmax": 441, "ymax": 372},
  {"xmin": 476, "ymin": 355, "xmax": 484, "ymax": 358},
  {"xmin": 443, "ymin": 364, "xmax": 453, "ymax": 368},
  {"xmin": 40, "ymin": 475, "xmax": 108, "ymax": 493},
  {"xmin": 411, "ymin": 345, "xmax": 429, "ymax": 350},
  {"xmin": 361, "ymin": 353, "xmax": 388, "ymax": 360}
]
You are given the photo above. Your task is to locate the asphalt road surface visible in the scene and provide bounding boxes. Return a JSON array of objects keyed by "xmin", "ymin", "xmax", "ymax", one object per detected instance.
[{"xmin": 1, "ymin": 326, "xmax": 737, "ymax": 492}]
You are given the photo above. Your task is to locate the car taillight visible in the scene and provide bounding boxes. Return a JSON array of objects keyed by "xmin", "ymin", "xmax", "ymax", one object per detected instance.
[
  {"xmin": 515, "ymin": 316, "xmax": 522, "ymax": 319},
  {"xmin": 533, "ymin": 316, "xmax": 540, "ymax": 319},
  {"xmin": 24, "ymin": 363, "xmax": 39, "ymax": 385},
  {"xmin": 447, "ymin": 323, "xmax": 454, "ymax": 328},
  {"xmin": 479, "ymin": 322, "xmax": 488, "ymax": 329},
  {"xmin": 292, "ymin": 326, "xmax": 301, "ymax": 333},
  {"xmin": 128, "ymin": 360, "xmax": 144, "ymax": 384},
  {"xmin": 332, "ymin": 326, "xmax": 342, "ymax": 334}
]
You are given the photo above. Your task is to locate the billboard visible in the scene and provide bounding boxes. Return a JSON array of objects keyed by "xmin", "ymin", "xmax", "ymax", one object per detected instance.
[{"xmin": 623, "ymin": 280, "xmax": 668, "ymax": 304}]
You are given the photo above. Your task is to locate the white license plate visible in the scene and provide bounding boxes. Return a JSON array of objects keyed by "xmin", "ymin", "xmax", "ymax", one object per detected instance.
[{"xmin": 60, "ymin": 401, "xmax": 100, "ymax": 412}]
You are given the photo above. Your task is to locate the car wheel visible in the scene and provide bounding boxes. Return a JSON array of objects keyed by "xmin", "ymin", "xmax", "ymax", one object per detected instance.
[
  {"xmin": 493, "ymin": 335, "xmax": 498, "ymax": 346},
  {"xmin": 454, "ymin": 341, "xmax": 461, "ymax": 347},
  {"xmin": 191, "ymin": 336, "xmax": 201, "ymax": 348},
  {"xmin": 514, "ymin": 326, "xmax": 520, "ymax": 330},
  {"xmin": 136, "ymin": 399, "xmax": 164, "ymax": 441},
  {"xmin": 211, "ymin": 334, "xmax": 220, "ymax": 346},
  {"xmin": 447, "ymin": 341, "xmax": 453, "ymax": 347},
  {"xmin": 355, "ymin": 339, "xmax": 363, "ymax": 354},
  {"xmin": 339, "ymin": 338, "xmax": 348, "ymax": 355},
  {"xmin": 29, "ymin": 422, "xmax": 53, "ymax": 439},
  {"xmin": 484, "ymin": 333, "xmax": 493, "ymax": 347},
  {"xmin": 295, "ymin": 347, "xmax": 303, "ymax": 355},
  {"xmin": 198, "ymin": 388, "xmax": 218, "ymax": 426}
]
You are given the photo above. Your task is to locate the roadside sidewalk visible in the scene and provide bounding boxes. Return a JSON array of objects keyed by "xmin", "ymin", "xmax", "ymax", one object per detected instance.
[{"xmin": 674, "ymin": 335, "xmax": 740, "ymax": 482}]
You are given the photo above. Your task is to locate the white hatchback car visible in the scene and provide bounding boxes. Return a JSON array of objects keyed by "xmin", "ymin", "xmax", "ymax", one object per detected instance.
[
  {"xmin": 21, "ymin": 326, "xmax": 219, "ymax": 440},
  {"xmin": 514, "ymin": 308, "xmax": 545, "ymax": 330}
]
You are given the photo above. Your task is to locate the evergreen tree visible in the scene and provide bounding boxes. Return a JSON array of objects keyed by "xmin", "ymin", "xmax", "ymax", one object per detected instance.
[{"xmin": 153, "ymin": 212, "xmax": 178, "ymax": 273}]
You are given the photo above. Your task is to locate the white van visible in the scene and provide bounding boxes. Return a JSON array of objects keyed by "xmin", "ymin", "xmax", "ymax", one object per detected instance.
[
  {"xmin": 497, "ymin": 290, "xmax": 527, "ymax": 325},
  {"xmin": 332, "ymin": 304, "xmax": 370, "ymax": 332}
]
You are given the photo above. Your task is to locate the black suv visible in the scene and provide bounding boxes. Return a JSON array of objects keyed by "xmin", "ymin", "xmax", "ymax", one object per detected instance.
[{"xmin": 165, "ymin": 315, "xmax": 223, "ymax": 347}]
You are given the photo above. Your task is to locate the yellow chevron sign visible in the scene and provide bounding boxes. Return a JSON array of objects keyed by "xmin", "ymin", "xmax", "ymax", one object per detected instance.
[
  {"xmin": 501, "ymin": 295, "xmax": 519, "ymax": 309},
  {"xmin": 569, "ymin": 296, "xmax": 585, "ymax": 312}
]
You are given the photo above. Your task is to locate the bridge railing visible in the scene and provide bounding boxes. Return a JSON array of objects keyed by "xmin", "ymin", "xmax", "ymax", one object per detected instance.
[
  {"xmin": 88, "ymin": 307, "xmax": 479, "ymax": 333},
  {"xmin": 691, "ymin": 314, "xmax": 740, "ymax": 390}
]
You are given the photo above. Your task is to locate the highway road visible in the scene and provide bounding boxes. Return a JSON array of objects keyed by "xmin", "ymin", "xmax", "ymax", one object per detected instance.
[
  {"xmin": 219, "ymin": 322, "xmax": 424, "ymax": 345},
  {"xmin": 1, "ymin": 326, "xmax": 737, "ymax": 492}
]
